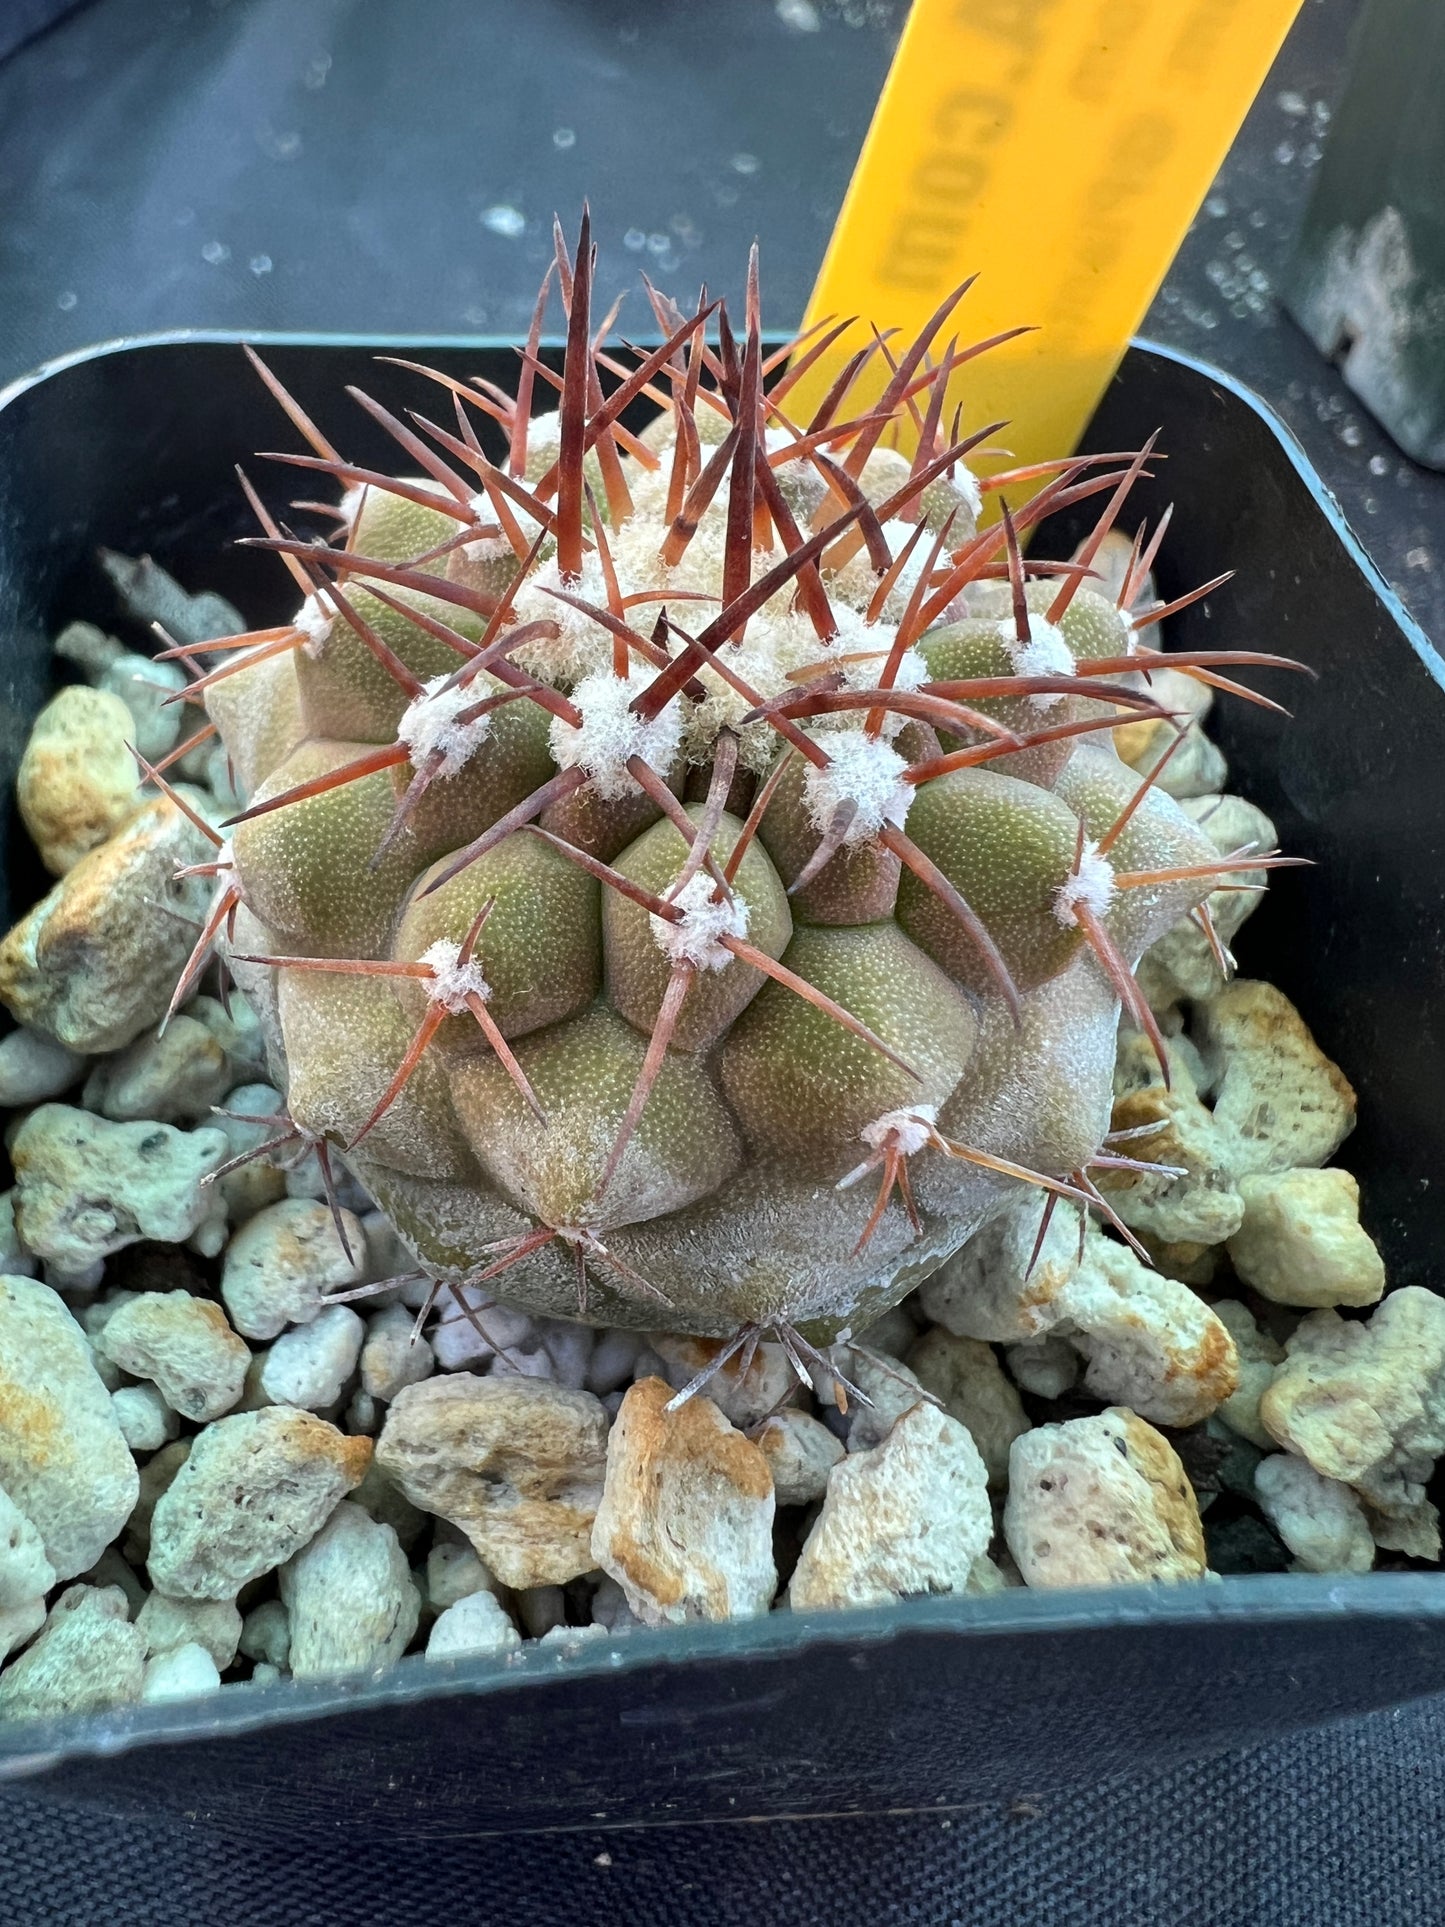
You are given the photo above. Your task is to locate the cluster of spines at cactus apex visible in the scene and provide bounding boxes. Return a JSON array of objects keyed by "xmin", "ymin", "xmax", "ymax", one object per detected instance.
[{"xmin": 147, "ymin": 212, "xmax": 1307, "ymax": 1377}]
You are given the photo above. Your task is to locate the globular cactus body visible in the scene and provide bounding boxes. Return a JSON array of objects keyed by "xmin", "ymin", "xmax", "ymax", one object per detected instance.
[{"xmin": 163, "ymin": 223, "xmax": 1299, "ymax": 1368}]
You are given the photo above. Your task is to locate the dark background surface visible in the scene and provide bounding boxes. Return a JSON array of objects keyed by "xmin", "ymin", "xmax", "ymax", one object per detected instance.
[{"xmin": 2, "ymin": 0, "xmax": 1444, "ymax": 1920}]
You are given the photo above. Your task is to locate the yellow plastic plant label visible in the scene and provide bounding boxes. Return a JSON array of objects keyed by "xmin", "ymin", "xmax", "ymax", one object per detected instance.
[{"xmin": 792, "ymin": 0, "xmax": 1304, "ymax": 472}]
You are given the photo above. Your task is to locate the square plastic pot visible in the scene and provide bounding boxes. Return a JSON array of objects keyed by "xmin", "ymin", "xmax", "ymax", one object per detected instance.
[{"xmin": 1, "ymin": 334, "xmax": 1443, "ymax": 1839}]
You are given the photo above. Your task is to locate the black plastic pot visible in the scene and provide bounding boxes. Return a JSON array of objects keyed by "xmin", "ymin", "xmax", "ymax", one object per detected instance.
[{"xmin": 1, "ymin": 335, "xmax": 1443, "ymax": 1838}]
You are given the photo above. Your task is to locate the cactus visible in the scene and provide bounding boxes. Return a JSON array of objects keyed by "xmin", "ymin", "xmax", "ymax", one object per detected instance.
[{"xmin": 157, "ymin": 217, "xmax": 1303, "ymax": 1389}]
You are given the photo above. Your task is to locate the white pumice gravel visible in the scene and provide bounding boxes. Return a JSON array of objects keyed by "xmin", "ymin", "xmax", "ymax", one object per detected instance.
[
  {"xmin": 210, "ymin": 1082, "xmax": 290, "ymax": 1222},
  {"xmin": 110, "ymin": 1384, "xmax": 180, "ymax": 1453},
  {"xmin": 11, "ymin": 1106, "xmax": 229, "ymax": 1276},
  {"xmin": 137, "ymin": 1590, "xmax": 244, "ymax": 1669},
  {"xmin": 790, "ymin": 1402, "xmax": 992, "ymax": 1611},
  {"xmin": 0, "ymin": 1025, "xmax": 84, "ymax": 1107},
  {"xmin": 0, "ymin": 1276, "xmax": 140, "ymax": 1582},
  {"xmin": 96, "ymin": 1019, "xmax": 209, "ymax": 1127},
  {"xmin": 754, "ymin": 1408, "xmax": 845, "ymax": 1507},
  {"xmin": 360, "ymin": 1304, "xmax": 435, "ymax": 1403},
  {"xmin": 221, "ymin": 1197, "xmax": 368, "ymax": 1340},
  {"xmin": 425, "ymin": 1538, "xmax": 501, "ymax": 1614},
  {"xmin": 141, "ymin": 1640, "xmax": 223, "ymax": 1703},
  {"xmin": 1005, "ymin": 1335, "xmax": 1080, "ymax": 1400},
  {"xmin": 591, "ymin": 1377, "xmax": 777, "ymax": 1625},
  {"xmin": 147, "ymin": 1407, "xmax": 371, "ymax": 1599},
  {"xmin": 16, "ymin": 685, "xmax": 143, "ymax": 876},
  {"xmin": 1227, "ymin": 1167, "xmax": 1385, "ymax": 1309},
  {"xmin": 238, "ymin": 1599, "xmax": 290, "ymax": 1672},
  {"xmin": 1254, "ymin": 1454, "xmax": 1375, "ymax": 1574},
  {"xmin": 259, "ymin": 1303, "xmax": 365, "ymax": 1410},
  {"xmin": 649, "ymin": 1333, "xmax": 796, "ymax": 1427},
  {"xmin": 0, "ymin": 1585, "xmax": 146, "ymax": 1719},
  {"xmin": 96, "ymin": 1288, "xmax": 251, "ymax": 1423},
  {"xmin": 1005, "ymin": 1409, "xmax": 1208, "ymax": 1589},
  {"xmin": 278, "ymin": 1501, "xmax": 420, "ymax": 1679},
  {"xmin": 377, "ymin": 1376, "xmax": 609, "ymax": 1589},
  {"xmin": 0, "ymin": 1486, "xmax": 55, "ymax": 1619},
  {"xmin": 1211, "ymin": 1299, "xmax": 1288, "ymax": 1450},
  {"xmin": 0, "ymin": 795, "xmax": 218, "ymax": 1054},
  {"xmin": 425, "ymin": 1589, "xmax": 521, "ymax": 1661},
  {"xmin": 905, "ymin": 1329, "xmax": 1028, "ymax": 1488},
  {"xmin": 1260, "ymin": 1287, "xmax": 1445, "ymax": 1555}
]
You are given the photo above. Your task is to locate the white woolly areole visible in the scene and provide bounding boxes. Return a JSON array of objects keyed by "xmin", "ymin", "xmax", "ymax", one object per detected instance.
[
  {"xmin": 680, "ymin": 612, "xmax": 822, "ymax": 774},
  {"xmin": 881, "ymin": 520, "xmax": 934, "ymax": 609},
  {"xmin": 463, "ymin": 493, "xmax": 546, "ymax": 564},
  {"xmin": 511, "ymin": 553, "xmax": 618, "ymax": 682},
  {"xmin": 649, "ymin": 871, "xmax": 749, "ymax": 972},
  {"xmin": 947, "ymin": 463, "xmax": 983, "ymax": 522},
  {"xmin": 861, "ymin": 1103, "xmax": 939, "ymax": 1154},
  {"xmin": 420, "ymin": 938, "xmax": 491, "ymax": 1013},
  {"xmin": 821, "ymin": 604, "xmax": 926, "ymax": 739},
  {"xmin": 397, "ymin": 674, "xmax": 493, "ymax": 779},
  {"xmin": 293, "ymin": 593, "xmax": 334, "ymax": 657},
  {"xmin": 338, "ymin": 482, "xmax": 369, "ymax": 529},
  {"xmin": 803, "ymin": 731, "xmax": 914, "ymax": 843},
  {"xmin": 763, "ymin": 426, "xmax": 801, "ymax": 460},
  {"xmin": 1053, "ymin": 840, "xmax": 1118, "ymax": 929},
  {"xmin": 521, "ymin": 411, "xmax": 562, "ymax": 462},
  {"xmin": 997, "ymin": 616, "xmax": 1075, "ymax": 707},
  {"xmin": 828, "ymin": 517, "xmax": 948, "ymax": 624},
  {"xmin": 550, "ymin": 662, "xmax": 684, "ymax": 801}
]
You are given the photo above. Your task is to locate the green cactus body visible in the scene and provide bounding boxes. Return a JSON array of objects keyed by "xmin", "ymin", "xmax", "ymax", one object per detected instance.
[{"xmin": 183, "ymin": 227, "xmax": 1289, "ymax": 1354}]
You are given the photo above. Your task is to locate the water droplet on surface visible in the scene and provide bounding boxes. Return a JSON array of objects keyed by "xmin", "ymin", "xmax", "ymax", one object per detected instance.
[
  {"xmin": 730, "ymin": 152, "xmax": 761, "ymax": 176},
  {"xmin": 201, "ymin": 240, "xmax": 230, "ymax": 265},
  {"xmin": 1205, "ymin": 195, "xmax": 1229, "ymax": 218},
  {"xmin": 482, "ymin": 205, "xmax": 526, "ymax": 238},
  {"xmin": 304, "ymin": 54, "xmax": 330, "ymax": 90},
  {"xmin": 552, "ymin": 127, "xmax": 576, "ymax": 150},
  {"xmin": 646, "ymin": 232, "xmax": 670, "ymax": 255},
  {"xmin": 1275, "ymin": 141, "xmax": 1296, "ymax": 165},
  {"xmin": 776, "ymin": 0, "xmax": 821, "ymax": 27},
  {"xmin": 623, "ymin": 228, "xmax": 647, "ymax": 251},
  {"xmin": 1369, "ymin": 454, "xmax": 1390, "ymax": 476},
  {"xmin": 259, "ymin": 127, "xmax": 302, "ymax": 161},
  {"xmin": 1340, "ymin": 422, "xmax": 1364, "ymax": 447},
  {"xmin": 1224, "ymin": 230, "xmax": 1245, "ymax": 250},
  {"xmin": 1277, "ymin": 89, "xmax": 1309, "ymax": 118},
  {"xmin": 56, "ymin": 290, "xmax": 77, "ymax": 311},
  {"xmin": 1249, "ymin": 209, "xmax": 1269, "ymax": 230},
  {"xmin": 250, "ymin": 254, "xmax": 273, "ymax": 276}
]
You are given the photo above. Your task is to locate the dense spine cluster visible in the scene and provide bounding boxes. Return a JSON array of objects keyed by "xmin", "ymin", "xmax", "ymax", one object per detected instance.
[{"xmin": 156, "ymin": 217, "xmax": 1303, "ymax": 1380}]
